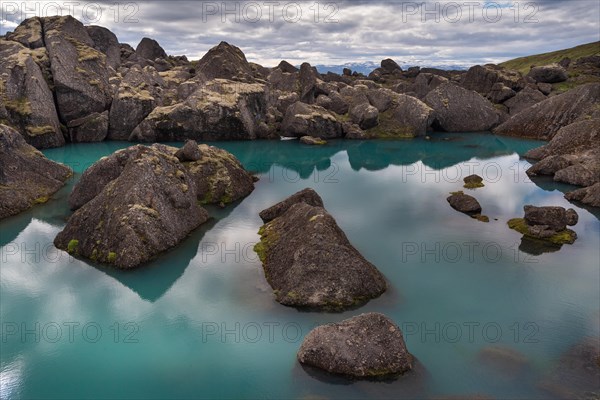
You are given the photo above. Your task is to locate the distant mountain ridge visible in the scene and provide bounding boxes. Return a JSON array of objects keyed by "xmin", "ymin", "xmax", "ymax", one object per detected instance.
[{"xmin": 313, "ymin": 61, "xmax": 470, "ymax": 75}]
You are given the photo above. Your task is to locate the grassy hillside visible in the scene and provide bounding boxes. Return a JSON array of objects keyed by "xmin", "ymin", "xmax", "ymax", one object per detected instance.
[{"xmin": 500, "ymin": 41, "xmax": 600, "ymax": 75}]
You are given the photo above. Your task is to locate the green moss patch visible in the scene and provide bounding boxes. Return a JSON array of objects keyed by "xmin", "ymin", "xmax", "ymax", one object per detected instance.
[
  {"xmin": 67, "ymin": 239, "xmax": 79, "ymax": 254},
  {"xmin": 507, "ymin": 218, "xmax": 577, "ymax": 245}
]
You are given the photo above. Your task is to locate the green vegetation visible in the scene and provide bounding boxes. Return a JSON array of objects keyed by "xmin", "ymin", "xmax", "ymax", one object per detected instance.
[
  {"xmin": 67, "ymin": 239, "xmax": 79, "ymax": 254},
  {"xmin": 5, "ymin": 97, "xmax": 32, "ymax": 117},
  {"xmin": 500, "ymin": 41, "xmax": 600, "ymax": 74},
  {"xmin": 34, "ymin": 196, "xmax": 49, "ymax": 204},
  {"xmin": 464, "ymin": 181, "xmax": 485, "ymax": 189},
  {"xmin": 507, "ymin": 218, "xmax": 576, "ymax": 245},
  {"xmin": 364, "ymin": 109, "xmax": 415, "ymax": 139},
  {"xmin": 107, "ymin": 252, "xmax": 117, "ymax": 263},
  {"xmin": 26, "ymin": 125, "xmax": 55, "ymax": 137}
]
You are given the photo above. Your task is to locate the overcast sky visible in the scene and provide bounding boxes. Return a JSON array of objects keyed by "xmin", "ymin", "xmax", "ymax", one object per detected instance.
[{"xmin": 1, "ymin": 1, "xmax": 599, "ymax": 67}]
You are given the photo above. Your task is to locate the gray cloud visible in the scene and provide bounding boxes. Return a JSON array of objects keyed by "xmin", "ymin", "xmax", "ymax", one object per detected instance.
[{"xmin": 1, "ymin": 0, "xmax": 598, "ymax": 67}]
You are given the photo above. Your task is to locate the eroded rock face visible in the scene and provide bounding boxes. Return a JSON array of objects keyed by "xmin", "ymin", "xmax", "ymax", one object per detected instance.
[
  {"xmin": 43, "ymin": 16, "xmax": 112, "ymax": 125},
  {"xmin": 425, "ymin": 83, "xmax": 499, "ymax": 132},
  {"xmin": 461, "ymin": 64, "xmax": 524, "ymax": 96},
  {"xmin": 503, "ymin": 86, "xmax": 547, "ymax": 116},
  {"xmin": 281, "ymin": 102, "xmax": 343, "ymax": 139},
  {"xmin": 57, "ymin": 142, "xmax": 254, "ymax": 268},
  {"xmin": 494, "ymin": 83, "xmax": 600, "ymax": 139},
  {"xmin": 135, "ymin": 37, "xmax": 168, "ymax": 62},
  {"xmin": 297, "ymin": 313, "xmax": 413, "ymax": 378},
  {"xmin": 255, "ymin": 189, "xmax": 386, "ymax": 310},
  {"xmin": 131, "ymin": 79, "xmax": 267, "ymax": 141},
  {"xmin": 526, "ymin": 119, "xmax": 600, "ymax": 200},
  {"xmin": 0, "ymin": 39, "xmax": 64, "ymax": 148},
  {"xmin": 566, "ymin": 183, "xmax": 600, "ymax": 207},
  {"xmin": 68, "ymin": 111, "xmax": 109, "ymax": 142},
  {"xmin": 0, "ymin": 124, "xmax": 72, "ymax": 219},
  {"xmin": 86, "ymin": 25, "xmax": 121, "ymax": 69}
]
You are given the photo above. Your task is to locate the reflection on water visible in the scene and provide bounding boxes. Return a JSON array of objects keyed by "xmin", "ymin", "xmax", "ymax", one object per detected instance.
[{"xmin": 1, "ymin": 133, "xmax": 598, "ymax": 400}]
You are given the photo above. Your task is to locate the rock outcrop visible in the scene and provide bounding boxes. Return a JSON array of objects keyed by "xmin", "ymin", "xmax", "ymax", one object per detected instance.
[
  {"xmin": 281, "ymin": 102, "xmax": 342, "ymax": 139},
  {"xmin": 0, "ymin": 39, "xmax": 64, "ymax": 148},
  {"xmin": 565, "ymin": 183, "xmax": 600, "ymax": 207},
  {"xmin": 255, "ymin": 189, "xmax": 386, "ymax": 310},
  {"xmin": 494, "ymin": 83, "xmax": 600, "ymax": 139},
  {"xmin": 425, "ymin": 83, "xmax": 499, "ymax": 132},
  {"xmin": 131, "ymin": 79, "xmax": 268, "ymax": 141},
  {"xmin": 57, "ymin": 141, "xmax": 254, "ymax": 268},
  {"xmin": 527, "ymin": 64, "xmax": 568, "ymax": 83},
  {"xmin": 508, "ymin": 205, "xmax": 578, "ymax": 245},
  {"xmin": 196, "ymin": 41, "xmax": 253, "ymax": 81},
  {"xmin": 135, "ymin": 37, "xmax": 168, "ymax": 62},
  {"xmin": 0, "ymin": 124, "xmax": 72, "ymax": 219},
  {"xmin": 447, "ymin": 191, "xmax": 484, "ymax": 217},
  {"xmin": 297, "ymin": 313, "xmax": 413, "ymax": 378}
]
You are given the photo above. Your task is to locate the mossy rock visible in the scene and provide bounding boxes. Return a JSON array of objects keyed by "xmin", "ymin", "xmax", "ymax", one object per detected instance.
[
  {"xmin": 508, "ymin": 218, "xmax": 577, "ymax": 245},
  {"xmin": 67, "ymin": 239, "xmax": 79, "ymax": 254}
]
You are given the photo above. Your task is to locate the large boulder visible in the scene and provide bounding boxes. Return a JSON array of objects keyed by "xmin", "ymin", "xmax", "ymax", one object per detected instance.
[
  {"xmin": 43, "ymin": 16, "xmax": 112, "ymax": 124},
  {"xmin": 350, "ymin": 103, "xmax": 379, "ymax": 130},
  {"xmin": 131, "ymin": 79, "xmax": 267, "ymax": 141},
  {"xmin": 86, "ymin": 25, "xmax": 121, "ymax": 69},
  {"xmin": 299, "ymin": 62, "xmax": 321, "ymax": 104},
  {"xmin": 254, "ymin": 189, "xmax": 387, "ymax": 310},
  {"xmin": 461, "ymin": 64, "xmax": 524, "ymax": 95},
  {"xmin": 135, "ymin": 37, "xmax": 168, "ymax": 61},
  {"xmin": 68, "ymin": 142, "xmax": 253, "ymax": 211},
  {"xmin": 0, "ymin": 124, "xmax": 72, "ymax": 219},
  {"xmin": 0, "ymin": 39, "xmax": 64, "ymax": 148},
  {"xmin": 527, "ymin": 64, "xmax": 568, "ymax": 83},
  {"xmin": 493, "ymin": 83, "xmax": 600, "ymax": 139},
  {"xmin": 413, "ymin": 73, "xmax": 448, "ymax": 99},
  {"xmin": 56, "ymin": 143, "xmax": 254, "ymax": 268},
  {"xmin": 503, "ymin": 86, "xmax": 546, "ymax": 115},
  {"xmin": 281, "ymin": 102, "xmax": 343, "ymax": 139},
  {"xmin": 365, "ymin": 93, "xmax": 434, "ymax": 138},
  {"xmin": 381, "ymin": 58, "xmax": 402, "ymax": 73},
  {"xmin": 5, "ymin": 17, "xmax": 45, "ymax": 49},
  {"xmin": 526, "ymin": 119, "xmax": 600, "ymax": 189},
  {"xmin": 297, "ymin": 313, "xmax": 413, "ymax": 378},
  {"xmin": 196, "ymin": 41, "xmax": 253, "ymax": 81},
  {"xmin": 259, "ymin": 187, "xmax": 324, "ymax": 222},
  {"xmin": 67, "ymin": 111, "xmax": 109, "ymax": 142},
  {"xmin": 425, "ymin": 82, "xmax": 499, "ymax": 132}
]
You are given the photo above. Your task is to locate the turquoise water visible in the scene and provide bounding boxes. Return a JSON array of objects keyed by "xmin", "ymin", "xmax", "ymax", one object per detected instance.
[{"xmin": 1, "ymin": 133, "xmax": 599, "ymax": 399}]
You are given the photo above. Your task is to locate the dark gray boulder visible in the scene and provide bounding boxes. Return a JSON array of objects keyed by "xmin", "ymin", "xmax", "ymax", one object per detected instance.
[
  {"xmin": 43, "ymin": 15, "xmax": 112, "ymax": 124},
  {"xmin": 259, "ymin": 188, "xmax": 324, "ymax": 223},
  {"xmin": 413, "ymin": 73, "xmax": 448, "ymax": 99},
  {"xmin": 281, "ymin": 102, "xmax": 342, "ymax": 139},
  {"xmin": 175, "ymin": 139, "xmax": 202, "ymax": 162},
  {"xmin": 0, "ymin": 124, "xmax": 72, "ymax": 219},
  {"xmin": 196, "ymin": 41, "xmax": 253, "ymax": 81},
  {"xmin": 381, "ymin": 58, "xmax": 402, "ymax": 73},
  {"xmin": 527, "ymin": 64, "xmax": 568, "ymax": 83},
  {"xmin": 494, "ymin": 83, "xmax": 600, "ymax": 139},
  {"xmin": 0, "ymin": 39, "xmax": 64, "ymax": 148},
  {"xmin": 135, "ymin": 37, "xmax": 168, "ymax": 61},
  {"xmin": 447, "ymin": 191, "xmax": 482, "ymax": 214},
  {"xmin": 425, "ymin": 83, "xmax": 499, "ymax": 132},
  {"xmin": 503, "ymin": 86, "xmax": 547, "ymax": 116},
  {"xmin": 350, "ymin": 103, "xmax": 379, "ymax": 130},
  {"xmin": 255, "ymin": 189, "xmax": 386, "ymax": 310},
  {"xmin": 277, "ymin": 60, "xmax": 298, "ymax": 73},
  {"xmin": 488, "ymin": 83, "xmax": 516, "ymax": 104},
  {"xmin": 461, "ymin": 64, "xmax": 524, "ymax": 95},
  {"xmin": 56, "ymin": 143, "xmax": 254, "ymax": 268},
  {"xmin": 5, "ymin": 17, "xmax": 45, "ymax": 49},
  {"xmin": 299, "ymin": 62, "xmax": 321, "ymax": 104},
  {"xmin": 86, "ymin": 25, "xmax": 121, "ymax": 69},
  {"xmin": 566, "ymin": 183, "xmax": 600, "ymax": 207},
  {"xmin": 67, "ymin": 111, "xmax": 109, "ymax": 142},
  {"xmin": 297, "ymin": 313, "xmax": 413, "ymax": 378}
]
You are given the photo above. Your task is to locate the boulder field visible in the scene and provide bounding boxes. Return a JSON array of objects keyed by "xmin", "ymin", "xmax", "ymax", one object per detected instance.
[{"xmin": 2, "ymin": 16, "xmax": 598, "ymax": 152}]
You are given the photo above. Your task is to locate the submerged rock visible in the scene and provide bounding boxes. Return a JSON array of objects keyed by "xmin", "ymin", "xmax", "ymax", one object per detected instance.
[
  {"xmin": 255, "ymin": 188, "xmax": 386, "ymax": 310},
  {"xmin": 57, "ymin": 142, "xmax": 254, "ymax": 268},
  {"xmin": 297, "ymin": 313, "xmax": 413, "ymax": 378},
  {"xmin": 300, "ymin": 136, "xmax": 327, "ymax": 145},
  {"xmin": 0, "ymin": 124, "xmax": 72, "ymax": 219}
]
